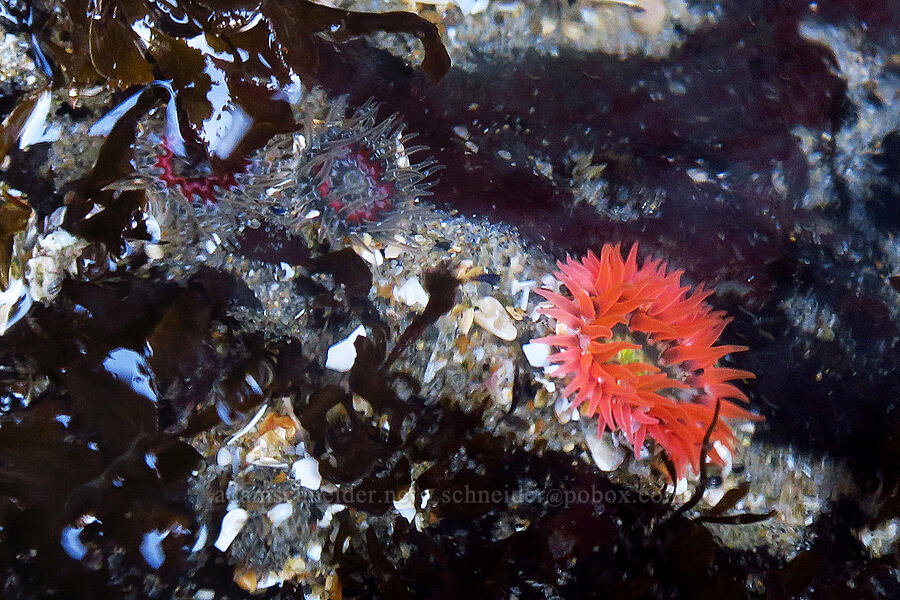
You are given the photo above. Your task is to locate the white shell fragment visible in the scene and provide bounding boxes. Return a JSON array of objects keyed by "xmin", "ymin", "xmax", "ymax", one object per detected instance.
[
  {"xmin": 325, "ymin": 325, "xmax": 367, "ymax": 372},
  {"xmin": 667, "ymin": 477, "xmax": 689, "ymax": 496},
  {"xmin": 393, "ymin": 487, "xmax": 417, "ymax": 523},
  {"xmin": 352, "ymin": 241, "xmax": 383, "ymax": 266},
  {"xmin": 291, "ymin": 457, "xmax": 322, "ymax": 490},
  {"xmin": 510, "ymin": 279, "xmax": 537, "ymax": 310},
  {"xmin": 216, "ymin": 447, "xmax": 232, "ymax": 467},
  {"xmin": 140, "ymin": 529, "xmax": 169, "ymax": 569},
  {"xmin": 256, "ymin": 572, "xmax": 283, "ymax": 590},
  {"xmin": 458, "ymin": 307, "xmax": 475, "ymax": 335},
  {"xmin": 306, "ymin": 542, "xmax": 323, "ymax": 562},
  {"xmin": 444, "ymin": 0, "xmax": 488, "ymax": 16},
  {"xmin": 582, "ymin": 420, "xmax": 627, "ymax": 472},
  {"xmin": 352, "ymin": 394, "xmax": 374, "ymax": 417},
  {"xmin": 226, "ymin": 404, "xmax": 268, "ymax": 445},
  {"xmin": 266, "ymin": 502, "xmax": 294, "ymax": 527},
  {"xmin": 473, "ymin": 297, "xmax": 518, "ymax": 341},
  {"xmin": 25, "ymin": 229, "xmax": 89, "ymax": 303},
  {"xmin": 535, "ymin": 376, "xmax": 556, "ymax": 393},
  {"xmin": 630, "ymin": 0, "xmax": 668, "ymax": 37},
  {"xmin": 393, "ymin": 277, "xmax": 430, "ymax": 308},
  {"xmin": 0, "ymin": 278, "xmax": 32, "ymax": 335},
  {"xmin": 703, "ymin": 484, "xmax": 726, "ymax": 507},
  {"xmin": 61, "ymin": 526, "xmax": 88, "ymax": 560},
  {"xmin": 554, "ymin": 396, "xmax": 578, "ymax": 423},
  {"xmin": 712, "ymin": 440, "xmax": 734, "ymax": 476},
  {"xmin": 384, "ymin": 244, "xmax": 404, "ymax": 259},
  {"xmin": 317, "ymin": 504, "xmax": 347, "ymax": 529},
  {"xmin": 522, "ymin": 342, "xmax": 551, "ymax": 368},
  {"xmin": 190, "ymin": 524, "xmax": 208, "ymax": 553},
  {"xmin": 101, "ymin": 348, "xmax": 156, "ymax": 403},
  {"xmin": 214, "ymin": 508, "xmax": 249, "ymax": 552}
]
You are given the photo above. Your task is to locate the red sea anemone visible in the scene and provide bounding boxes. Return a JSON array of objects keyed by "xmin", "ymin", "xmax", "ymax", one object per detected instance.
[{"xmin": 532, "ymin": 243, "xmax": 760, "ymax": 480}]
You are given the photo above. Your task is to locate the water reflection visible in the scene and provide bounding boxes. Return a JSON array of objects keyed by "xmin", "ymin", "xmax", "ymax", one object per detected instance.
[{"xmin": 101, "ymin": 347, "xmax": 157, "ymax": 403}]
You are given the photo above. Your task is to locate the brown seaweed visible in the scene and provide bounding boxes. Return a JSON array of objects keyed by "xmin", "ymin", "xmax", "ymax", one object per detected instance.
[
  {"xmin": 0, "ymin": 271, "xmax": 208, "ymax": 591},
  {"xmin": 384, "ymin": 267, "xmax": 459, "ymax": 369}
]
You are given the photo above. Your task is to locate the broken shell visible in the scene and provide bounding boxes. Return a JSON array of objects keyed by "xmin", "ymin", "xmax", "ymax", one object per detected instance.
[
  {"xmin": 667, "ymin": 477, "xmax": 689, "ymax": 496},
  {"xmin": 393, "ymin": 487, "xmax": 417, "ymax": 523},
  {"xmin": 245, "ymin": 423, "xmax": 296, "ymax": 465},
  {"xmin": 306, "ymin": 542, "xmax": 323, "ymax": 562},
  {"xmin": 266, "ymin": 502, "xmax": 294, "ymax": 527},
  {"xmin": 226, "ymin": 404, "xmax": 268, "ymax": 444},
  {"xmin": 325, "ymin": 325, "xmax": 367, "ymax": 372},
  {"xmin": 458, "ymin": 307, "xmax": 475, "ymax": 335},
  {"xmin": 712, "ymin": 440, "xmax": 734, "ymax": 477},
  {"xmin": 214, "ymin": 508, "xmax": 249, "ymax": 552},
  {"xmin": 25, "ymin": 229, "xmax": 89, "ymax": 303},
  {"xmin": 504, "ymin": 306, "xmax": 526, "ymax": 321},
  {"xmin": 291, "ymin": 457, "xmax": 322, "ymax": 490},
  {"xmin": 352, "ymin": 394, "xmax": 374, "ymax": 417},
  {"xmin": 510, "ymin": 279, "xmax": 537, "ymax": 295},
  {"xmin": 703, "ymin": 484, "xmax": 727, "ymax": 507},
  {"xmin": 352, "ymin": 242, "xmax": 383, "ymax": 266},
  {"xmin": 257, "ymin": 413, "xmax": 298, "ymax": 440},
  {"xmin": 423, "ymin": 353, "xmax": 447, "ymax": 384},
  {"xmin": 581, "ymin": 420, "xmax": 627, "ymax": 472},
  {"xmin": 317, "ymin": 504, "xmax": 347, "ymax": 529},
  {"xmin": 216, "ymin": 447, "xmax": 232, "ymax": 467},
  {"xmin": 522, "ymin": 342, "xmax": 551, "ymax": 368},
  {"xmin": 384, "ymin": 244, "xmax": 404, "ymax": 259},
  {"xmin": 535, "ymin": 376, "xmax": 556, "ymax": 393},
  {"xmin": 256, "ymin": 572, "xmax": 284, "ymax": 590},
  {"xmin": 473, "ymin": 297, "xmax": 518, "ymax": 341},
  {"xmin": 393, "ymin": 277, "xmax": 430, "ymax": 308},
  {"xmin": 554, "ymin": 396, "xmax": 576, "ymax": 424}
]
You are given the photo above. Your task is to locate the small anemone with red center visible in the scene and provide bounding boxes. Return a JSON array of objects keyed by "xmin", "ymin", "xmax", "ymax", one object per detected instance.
[
  {"xmin": 247, "ymin": 99, "xmax": 438, "ymax": 237},
  {"xmin": 531, "ymin": 243, "xmax": 761, "ymax": 481},
  {"xmin": 134, "ymin": 122, "xmax": 254, "ymax": 247},
  {"xmin": 152, "ymin": 138, "xmax": 248, "ymax": 206}
]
